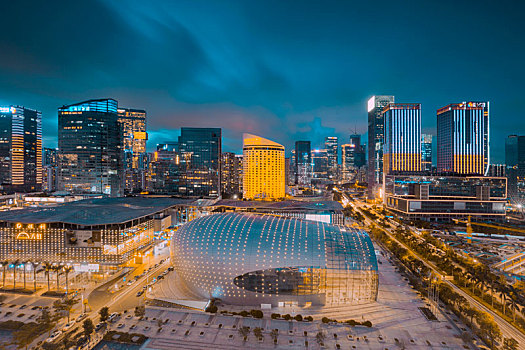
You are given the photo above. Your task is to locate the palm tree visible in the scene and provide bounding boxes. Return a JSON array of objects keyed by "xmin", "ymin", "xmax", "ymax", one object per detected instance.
[
  {"xmin": 30, "ymin": 262, "xmax": 38, "ymax": 292},
  {"xmin": 501, "ymin": 292, "xmax": 508, "ymax": 316},
  {"xmin": 1, "ymin": 260, "xmax": 8, "ymax": 289},
  {"xmin": 12, "ymin": 260, "xmax": 19, "ymax": 290},
  {"xmin": 21, "ymin": 261, "xmax": 26, "ymax": 290},
  {"xmin": 63, "ymin": 266, "xmax": 73, "ymax": 295},
  {"xmin": 54, "ymin": 265, "xmax": 62, "ymax": 293},
  {"xmin": 44, "ymin": 262, "xmax": 52, "ymax": 292}
]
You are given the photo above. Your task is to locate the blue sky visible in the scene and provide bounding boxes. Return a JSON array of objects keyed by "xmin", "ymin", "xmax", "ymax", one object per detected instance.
[{"xmin": 0, "ymin": 0, "xmax": 523, "ymax": 162}]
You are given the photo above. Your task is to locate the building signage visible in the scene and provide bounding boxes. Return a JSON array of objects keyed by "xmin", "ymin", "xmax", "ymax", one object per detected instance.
[
  {"xmin": 14, "ymin": 223, "xmax": 46, "ymax": 240},
  {"xmin": 16, "ymin": 232, "xmax": 43, "ymax": 240}
]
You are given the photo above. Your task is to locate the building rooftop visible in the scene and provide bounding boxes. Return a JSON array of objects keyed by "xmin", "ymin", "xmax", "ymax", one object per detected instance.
[
  {"xmin": 0, "ymin": 197, "xmax": 196, "ymax": 225},
  {"xmin": 211, "ymin": 199, "xmax": 343, "ymax": 211}
]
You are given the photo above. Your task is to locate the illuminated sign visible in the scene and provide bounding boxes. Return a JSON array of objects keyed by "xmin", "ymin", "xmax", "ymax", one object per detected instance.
[
  {"xmin": 0, "ymin": 107, "xmax": 16, "ymax": 114},
  {"xmin": 16, "ymin": 232, "xmax": 43, "ymax": 240},
  {"xmin": 367, "ymin": 96, "xmax": 375, "ymax": 112},
  {"xmin": 133, "ymin": 132, "xmax": 148, "ymax": 140}
]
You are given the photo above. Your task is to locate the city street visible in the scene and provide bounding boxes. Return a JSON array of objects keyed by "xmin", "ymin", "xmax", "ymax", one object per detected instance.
[{"xmin": 348, "ymin": 195, "xmax": 525, "ymax": 349}]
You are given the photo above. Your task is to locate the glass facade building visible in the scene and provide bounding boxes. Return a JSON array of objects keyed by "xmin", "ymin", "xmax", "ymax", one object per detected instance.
[
  {"xmin": 384, "ymin": 175, "xmax": 507, "ymax": 221},
  {"xmin": 171, "ymin": 213, "xmax": 378, "ymax": 306},
  {"xmin": 178, "ymin": 127, "xmax": 221, "ymax": 197},
  {"xmin": 221, "ymin": 152, "xmax": 242, "ymax": 197},
  {"xmin": 437, "ymin": 102, "xmax": 490, "ymax": 176},
  {"xmin": 325, "ymin": 136, "xmax": 338, "ymax": 179},
  {"xmin": 118, "ymin": 108, "xmax": 147, "ymax": 193},
  {"xmin": 368, "ymin": 95, "xmax": 395, "ymax": 197},
  {"xmin": 312, "ymin": 149, "xmax": 329, "ymax": 180},
  {"xmin": 383, "ymin": 103, "xmax": 422, "ymax": 175},
  {"xmin": 295, "ymin": 141, "xmax": 312, "ymax": 186},
  {"xmin": 0, "ymin": 106, "xmax": 42, "ymax": 193},
  {"xmin": 421, "ymin": 134, "xmax": 433, "ymax": 173},
  {"xmin": 58, "ymin": 99, "xmax": 123, "ymax": 197},
  {"xmin": 242, "ymin": 134, "xmax": 285, "ymax": 200}
]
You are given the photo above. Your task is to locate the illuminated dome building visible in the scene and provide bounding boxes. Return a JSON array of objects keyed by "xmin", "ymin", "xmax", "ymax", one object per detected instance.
[{"xmin": 170, "ymin": 213, "xmax": 378, "ymax": 307}]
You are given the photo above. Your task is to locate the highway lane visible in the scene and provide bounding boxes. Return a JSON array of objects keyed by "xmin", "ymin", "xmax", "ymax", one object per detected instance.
[{"xmin": 346, "ymin": 195, "xmax": 525, "ymax": 348}]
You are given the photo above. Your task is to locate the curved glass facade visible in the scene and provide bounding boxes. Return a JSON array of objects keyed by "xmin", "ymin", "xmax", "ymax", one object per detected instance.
[{"xmin": 170, "ymin": 213, "xmax": 378, "ymax": 306}]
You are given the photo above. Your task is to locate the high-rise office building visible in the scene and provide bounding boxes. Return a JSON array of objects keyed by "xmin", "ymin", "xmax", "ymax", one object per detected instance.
[
  {"xmin": 383, "ymin": 103, "xmax": 422, "ymax": 176},
  {"xmin": 289, "ymin": 149, "xmax": 296, "ymax": 186},
  {"xmin": 242, "ymin": 134, "xmax": 285, "ymax": 200},
  {"xmin": 43, "ymin": 148, "xmax": 59, "ymax": 192},
  {"xmin": 367, "ymin": 95, "xmax": 395, "ymax": 197},
  {"xmin": 295, "ymin": 141, "xmax": 312, "ymax": 186},
  {"xmin": 178, "ymin": 127, "xmax": 221, "ymax": 197},
  {"xmin": 325, "ymin": 136, "xmax": 338, "ymax": 179},
  {"xmin": 350, "ymin": 134, "xmax": 366, "ymax": 168},
  {"xmin": 221, "ymin": 152, "xmax": 242, "ymax": 197},
  {"xmin": 58, "ymin": 98, "xmax": 123, "ymax": 197},
  {"xmin": 148, "ymin": 142, "xmax": 181, "ymax": 193},
  {"xmin": 421, "ymin": 134, "xmax": 433, "ymax": 173},
  {"xmin": 118, "ymin": 108, "xmax": 148, "ymax": 193},
  {"xmin": 437, "ymin": 102, "xmax": 489, "ymax": 175},
  {"xmin": 506, "ymin": 135, "xmax": 525, "ymax": 178},
  {"xmin": 43, "ymin": 148, "xmax": 59, "ymax": 167},
  {"xmin": 0, "ymin": 106, "xmax": 42, "ymax": 192},
  {"xmin": 312, "ymin": 149, "xmax": 329, "ymax": 179},
  {"xmin": 341, "ymin": 144, "xmax": 354, "ymax": 181}
]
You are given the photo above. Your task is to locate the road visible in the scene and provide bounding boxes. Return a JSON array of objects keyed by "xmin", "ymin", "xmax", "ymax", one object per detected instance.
[
  {"xmin": 347, "ymin": 195, "xmax": 525, "ymax": 348},
  {"xmin": 32, "ymin": 252, "xmax": 171, "ymax": 348}
]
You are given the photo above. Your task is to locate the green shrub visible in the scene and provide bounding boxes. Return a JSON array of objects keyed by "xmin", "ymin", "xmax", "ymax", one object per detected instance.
[
  {"xmin": 294, "ymin": 314, "xmax": 302, "ymax": 322},
  {"xmin": 304, "ymin": 316, "xmax": 313, "ymax": 322},
  {"xmin": 239, "ymin": 311, "xmax": 249, "ymax": 317},
  {"xmin": 250, "ymin": 310, "xmax": 263, "ymax": 319},
  {"xmin": 271, "ymin": 313, "xmax": 281, "ymax": 319},
  {"xmin": 205, "ymin": 305, "xmax": 218, "ymax": 313},
  {"xmin": 362, "ymin": 320, "xmax": 372, "ymax": 327},
  {"xmin": 345, "ymin": 320, "xmax": 358, "ymax": 326},
  {"xmin": 283, "ymin": 314, "xmax": 292, "ymax": 321},
  {"xmin": 321, "ymin": 317, "xmax": 330, "ymax": 324}
]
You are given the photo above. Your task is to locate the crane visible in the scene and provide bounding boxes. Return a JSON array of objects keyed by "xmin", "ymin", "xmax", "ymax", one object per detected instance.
[{"xmin": 452, "ymin": 216, "xmax": 525, "ymax": 243}]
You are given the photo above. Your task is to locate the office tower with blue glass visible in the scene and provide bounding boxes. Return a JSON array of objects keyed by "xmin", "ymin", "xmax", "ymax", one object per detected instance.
[
  {"xmin": 437, "ymin": 102, "xmax": 490, "ymax": 175},
  {"xmin": 325, "ymin": 136, "xmax": 338, "ymax": 179},
  {"xmin": 421, "ymin": 134, "xmax": 433, "ymax": 173},
  {"xmin": 295, "ymin": 141, "xmax": 312, "ymax": 186},
  {"xmin": 367, "ymin": 95, "xmax": 395, "ymax": 198},
  {"xmin": 0, "ymin": 106, "xmax": 42, "ymax": 193},
  {"xmin": 178, "ymin": 127, "xmax": 222, "ymax": 197},
  {"xmin": 58, "ymin": 98, "xmax": 123, "ymax": 197},
  {"xmin": 383, "ymin": 103, "xmax": 422, "ymax": 177}
]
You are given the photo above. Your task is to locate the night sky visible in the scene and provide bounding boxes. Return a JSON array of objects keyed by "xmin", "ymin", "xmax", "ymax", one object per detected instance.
[{"xmin": 0, "ymin": 0, "xmax": 523, "ymax": 163}]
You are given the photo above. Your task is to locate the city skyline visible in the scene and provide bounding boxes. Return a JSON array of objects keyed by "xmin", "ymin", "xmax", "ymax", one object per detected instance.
[{"xmin": 0, "ymin": 1, "xmax": 523, "ymax": 162}]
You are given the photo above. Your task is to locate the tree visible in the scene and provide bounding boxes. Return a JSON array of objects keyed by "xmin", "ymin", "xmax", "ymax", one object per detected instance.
[
  {"xmin": 63, "ymin": 266, "xmax": 73, "ymax": 295},
  {"xmin": 462, "ymin": 307, "xmax": 477, "ymax": 328},
  {"xmin": 134, "ymin": 305, "xmax": 145, "ymax": 318},
  {"xmin": 477, "ymin": 312, "xmax": 501, "ymax": 349},
  {"xmin": 44, "ymin": 262, "xmax": 52, "ymax": 292},
  {"xmin": 99, "ymin": 306, "xmax": 109, "ymax": 323},
  {"xmin": 53, "ymin": 296, "xmax": 77, "ymax": 322},
  {"xmin": 12, "ymin": 260, "xmax": 19, "ymax": 290},
  {"xmin": 53, "ymin": 265, "xmax": 62, "ymax": 293},
  {"xmin": 238, "ymin": 326, "xmax": 250, "ymax": 342},
  {"xmin": 315, "ymin": 331, "xmax": 325, "ymax": 345},
  {"xmin": 253, "ymin": 327, "xmax": 263, "ymax": 339},
  {"xmin": 12, "ymin": 326, "xmax": 34, "ymax": 350},
  {"xmin": 1, "ymin": 260, "xmax": 7, "ymax": 289},
  {"xmin": 82, "ymin": 319, "xmax": 94, "ymax": 339},
  {"xmin": 270, "ymin": 329, "xmax": 278, "ymax": 344},
  {"xmin": 502, "ymin": 337, "xmax": 519, "ymax": 350}
]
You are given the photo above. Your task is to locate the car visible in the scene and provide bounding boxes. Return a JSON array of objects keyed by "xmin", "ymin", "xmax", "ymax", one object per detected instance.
[
  {"xmin": 31, "ymin": 306, "xmax": 40, "ymax": 310},
  {"xmin": 130, "ymin": 324, "xmax": 137, "ymax": 330},
  {"xmin": 76, "ymin": 313, "xmax": 88, "ymax": 323},
  {"xmin": 127, "ymin": 280, "xmax": 134, "ymax": 286},
  {"xmin": 136, "ymin": 291, "xmax": 144, "ymax": 297},
  {"xmin": 117, "ymin": 323, "xmax": 124, "ymax": 329},
  {"xmin": 125, "ymin": 314, "xmax": 133, "ymax": 319},
  {"xmin": 108, "ymin": 312, "xmax": 120, "ymax": 322},
  {"xmin": 19, "ymin": 305, "xmax": 27, "ymax": 309},
  {"xmin": 142, "ymin": 286, "xmax": 147, "ymax": 290},
  {"xmin": 144, "ymin": 326, "xmax": 151, "ymax": 331},
  {"xmin": 62, "ymin": 321, "xmax": 75, "ymax": 332},
  {"xmin": 45, "ymin": 330, "xmax": 62, "ymax": 343},
  {"xmin": 95, "ymin": 322, "xmax": 106, "ymax": 331}
]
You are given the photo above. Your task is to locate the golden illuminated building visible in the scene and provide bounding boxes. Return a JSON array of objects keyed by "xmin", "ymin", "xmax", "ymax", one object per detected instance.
[{"xmin": 243, "ymin": 134, "xmax": 285, "ymax": 200}]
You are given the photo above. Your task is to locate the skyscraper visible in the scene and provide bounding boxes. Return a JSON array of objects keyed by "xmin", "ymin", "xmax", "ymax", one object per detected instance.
[
  {"xmin": 341, "ymin": 144, "xmax": 353, "ymax": 181},
  {"xmin": 506, "ymin": 135, "xmax": 525, "ymax": 178},
  {"xmin": 383, "ymin": 103, "xmax": 422, "ymax": 176},
  {"xmin": 325, "ymin": 136, "xmax": 338, "ymax": 179},
  {"xmin": 295, "ymin": 141, "xmax": 312, "ymax": 186},
  {"xmin": 148, "ymin": 142, "xmax": 181, "ymax": 193},
  {"xmin": 437, "ymin": 102, "xmax": 489, "ymax": 175},
  {"xmin": 367, "ymin": 95, "xmax": 395, "ymax": 197},
  {"xmin": 421, "ymin": 134, "xmax": 433, "ymax": 173},
  {"xmin": 312, "ymin": 149, "xmax": 329, "ymax": 179},
  {"xmin": 43, "ymin": 148, "xmax": 58, "ymax": 192},
  {"xmin": 0, "ymin": 106, "xmax": 42, "ymax": 192},
  {"xmin": 243, "ymin": 134, "xmax": 285, "ymax": 200},
  {"xmin": 118, "ymin": 108, "xmax": 148, "ymax": 193},
  {"xmin": 178, "ymin": 127, "xmax": 221, "ymax": 197},
  {"xmin": 221, "ymin": 152, "xmax": 242, "ymax": 197},
  {"xmin": 350, "ymin": 134, "xmax": 366, "ymax": 168},
  {"xmin": 58, "ymin": 98, "xmax": 123, "ymax": 197}
]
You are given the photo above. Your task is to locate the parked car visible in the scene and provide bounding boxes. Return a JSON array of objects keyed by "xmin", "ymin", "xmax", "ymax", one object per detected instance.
[
  {"xmin": 95, "ymin": 322, "xmax": 106, "ymax": 331},
  {"xmin": 76, "ymin": 313, "xmax": 88, "ymax": 323},
  {"xmin": 45, "ymin": 330, "xmax": 62, "ymax": 343},
  {"xmin": 136, "ymin": 291, "xmax": 144, "ymax": 297},
  {"xmin": 62, "ymin": 321, "xmax": 75, "ymax": 332}
]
